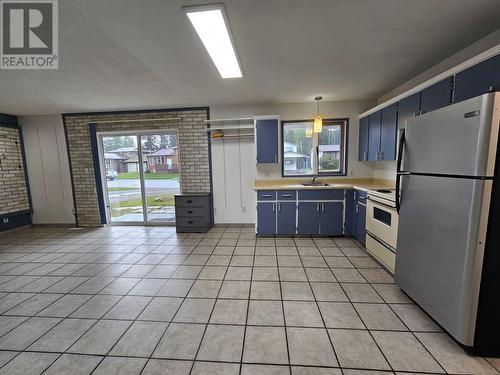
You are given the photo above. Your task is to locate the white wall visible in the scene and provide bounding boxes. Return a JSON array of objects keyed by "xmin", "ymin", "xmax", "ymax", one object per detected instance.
[
  {"xmin": 210, "ymin": 99, "xmax": 375, "ymax": 224},
  {"xmin": 20, "ymin": 115, "xmax": 75, "ymax": 224}
]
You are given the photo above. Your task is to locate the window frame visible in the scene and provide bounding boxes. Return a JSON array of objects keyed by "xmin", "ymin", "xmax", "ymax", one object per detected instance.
[{"xmin": 281, "ymin": 117, "xmax": 348, "ymax": 177}]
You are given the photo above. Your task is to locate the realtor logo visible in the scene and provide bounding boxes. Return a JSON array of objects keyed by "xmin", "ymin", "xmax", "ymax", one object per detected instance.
[{"xmin": 1, "ymin": 0, "xmax": 58, "ymax": 69}]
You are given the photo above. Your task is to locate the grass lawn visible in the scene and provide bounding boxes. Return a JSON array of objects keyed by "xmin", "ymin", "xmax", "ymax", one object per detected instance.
[
  {"xmin": 110, "ymin": 194, "xmax": 174, "ymax": 217},
  {"xmin": 107, "ymin": 187, "xmax": 135, "ymax": 192},
  {"xmin": 117, "ymin": 172, "xmax": 179, "ymax": 180}
]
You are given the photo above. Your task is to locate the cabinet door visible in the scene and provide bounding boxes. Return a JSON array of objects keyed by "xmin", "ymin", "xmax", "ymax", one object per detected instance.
[
  {"xmin": 277, "ymin": 202, "xmax": 296, "ymax": 235},
  {"xmin": 297, "ymin": 202, "xmax": 320, "ymax": 235},
  {"xmin": 358, "ymin": 116, "xmax": 369, "ymax": 161},
  {"xmin": 257, "ymin": 202, "xmax": 276, "ymax": 236},
  {"xmin": 368, "ymin": 110, "xmax": 382, "ymax": 161},
  {"xmin": 454, "ymin": 54, "xmax": 500, "ymax": 103},
  {"xmin": 344, "ymin": 190, "xmax": 356, "ymax": 237},
  {"xmin": 398, "ymin": 92, "xmax": 421, "ymax": 130},
  {"xmin": 380, "ymin": 103, "xmax": 398, "ymax": 161},
  {"xmin": 356, "ymin": 203, "xmax": 366, "ymax": 245},
  {"xmin": 420, "ymin": 77, "xmax": 452, "ymax": 114},
  {"xmin": 256, "ymin": 119, "xmax": 279, "ymax": 163},
  {"xmin": 320, "ymin": 202, "xmax": 344, "ymax": 236}
]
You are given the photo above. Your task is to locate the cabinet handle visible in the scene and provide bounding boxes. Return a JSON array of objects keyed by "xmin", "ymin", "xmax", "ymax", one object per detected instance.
[
  {"xmin": 282, "ymin": 194, "xmax": 291, "ymax": 198},
  {"xmin": 356, "ymin": 204, "xmax": 359, "ymax": 213},
  {"xmin": 272, "ymin": 203, "xmax": 275, "ymax": 212},
  {"xmin": 322, "ymin": 203, "xmax": 325, "ymax": 211},
  {"xmin": 187, "ymin": 199, "xmax": 192, "ymax": 204},
  {"xmin": 316, "ymin": 203, "xmax": 320, "ymax": 211},
  {"xmin": 188, "ymin": 220, "xmax": 194, "ymax": 224},
  {"xmin": 261, "ymin": 194, "xmax": 271, "ymax": 198},
  {"xmin": 188, "ymin": 211, "xmax": 193, "ymax": 214},
  {"xmin": 278, "ymin": 202, "xmax": 281, "ymax": 211}
]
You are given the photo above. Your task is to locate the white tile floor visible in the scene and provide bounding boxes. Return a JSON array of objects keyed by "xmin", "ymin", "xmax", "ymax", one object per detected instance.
[{"xmin": 0, "ymin": 225, "xmax": 498, "ymax": 374}]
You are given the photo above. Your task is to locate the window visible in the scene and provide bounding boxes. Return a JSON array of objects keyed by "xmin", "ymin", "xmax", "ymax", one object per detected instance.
[{"xmin": 282, "ymin": 118, "xmax": 347, "ymax": 176}]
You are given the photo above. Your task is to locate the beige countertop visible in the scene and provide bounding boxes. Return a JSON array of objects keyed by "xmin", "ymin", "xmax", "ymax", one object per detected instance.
[{"xmin": 254, "ymin": 178, "xmax": 395, "ymax": 191}]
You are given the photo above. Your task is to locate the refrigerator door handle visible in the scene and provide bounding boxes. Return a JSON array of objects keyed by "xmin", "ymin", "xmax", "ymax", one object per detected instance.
[
  {"xmin": 396, "ymin": 173, "xmax": 403, "ymax": 214},
  {"xmin": 397, "ymin": 129, "xmax": 406, "ymax": 174},
  {"xmin": 396, "ymin": 129, "xmax": 407, "ymax": 214}
]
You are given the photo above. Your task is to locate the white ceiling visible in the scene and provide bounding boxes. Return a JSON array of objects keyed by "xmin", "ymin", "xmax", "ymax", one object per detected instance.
[{"xmin": 1, "ymin": 0, "xmax": 499, "ymax": 115}]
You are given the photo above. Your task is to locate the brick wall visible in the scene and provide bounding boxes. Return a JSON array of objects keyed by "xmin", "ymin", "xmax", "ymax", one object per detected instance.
[
  {"xmin": 0, "ymin": 126, "xmax": 30, "ymax": 215},
  {"xmin": 63, "ymin": 108, "xmax": 210, "ymax": 227}
]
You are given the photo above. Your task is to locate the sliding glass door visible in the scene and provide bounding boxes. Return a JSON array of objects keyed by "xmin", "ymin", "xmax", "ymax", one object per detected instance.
[
  {"xmin": 140, "ymin": 133, "xmax": 179, "ymax": 222},
  {"xmin": 100, "ymin": 131, "xmax": 180, "ymax": 224}
]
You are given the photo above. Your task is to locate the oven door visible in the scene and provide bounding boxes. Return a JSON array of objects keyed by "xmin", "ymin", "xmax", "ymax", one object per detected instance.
[{"xmin": 366, "ymin": 198, "xmax": 398, "ymax": 249}]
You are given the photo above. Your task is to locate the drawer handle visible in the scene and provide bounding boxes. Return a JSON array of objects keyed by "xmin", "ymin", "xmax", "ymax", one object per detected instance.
[
  {"xmin": 281, "ymin": 194, "xmax": 291, "ymax": 197},
  {"xmin": 188, "ymin": 220, "xmax": 194, "ymax": 224},
  {"xmin": 188, "ymin": 211, "xmax": 193, "ymax": 214},
  {"xmin": 187, "ymin": 200, "xmax": 192, "ymax": 203},
  {"xmin": 261, "ymin": 194, "xmax": 271, "ymax": 198}
]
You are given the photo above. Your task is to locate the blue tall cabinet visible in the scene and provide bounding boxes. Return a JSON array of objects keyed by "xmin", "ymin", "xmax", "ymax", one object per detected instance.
[{"xmin": 256, "ymin": 118, "xmax": 279, "ymax": 163}]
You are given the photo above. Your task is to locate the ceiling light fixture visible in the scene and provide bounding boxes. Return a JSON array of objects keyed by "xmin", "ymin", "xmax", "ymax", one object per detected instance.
[
  {"xmin": 184, "ymin": 3, "xmax": 242, "ymax": 79},
  {"xmin": 314, "ymin": 96, "xmax": 323, "ymax": 133}
]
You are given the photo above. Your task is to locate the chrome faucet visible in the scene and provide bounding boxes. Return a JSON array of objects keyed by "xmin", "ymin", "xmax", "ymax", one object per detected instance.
[{"xmin": 312, "ymin": 176, "xmax": 319, "ymax": 184}]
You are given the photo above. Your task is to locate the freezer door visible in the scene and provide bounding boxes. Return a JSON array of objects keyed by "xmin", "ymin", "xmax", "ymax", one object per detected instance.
[
  {"xmin": 395, "ymin": 174, "xmax": 491, "ymax": 346},
  {"xmin": 404, "ymin": 92, "xmax": 499, "ymax": 177}
]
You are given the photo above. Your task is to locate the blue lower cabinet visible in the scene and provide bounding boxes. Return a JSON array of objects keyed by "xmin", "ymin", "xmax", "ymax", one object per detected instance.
[
  {"xmin": 257, "ymin": 202, "xmax": 276, "ymax": 236},
  {"xmin": 344, "ymin": 190, "xmax": 356, "ymax": 237},
  {"xmin": 277, "ymin": 202, "xmax": 296, "ymax": 235},
  {"xmin": 355, "ymin": 202, "xmax": 366, "ymax": 245},
  {"xmin": 320, "ymin": 202, "xmax": 344, "ymax": 235},
  {"xmin": 297, "ymin": 202, "xmax": 320, "ymax": 235}
]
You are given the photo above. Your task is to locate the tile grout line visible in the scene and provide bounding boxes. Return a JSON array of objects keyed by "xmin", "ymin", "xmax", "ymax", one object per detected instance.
[{"xmin": 237, "ymin": 233, "xmax": 257, "ymax": 375}]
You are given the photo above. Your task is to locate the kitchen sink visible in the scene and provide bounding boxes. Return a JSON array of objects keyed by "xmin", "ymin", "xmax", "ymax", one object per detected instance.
[{"xmin": 301, "ymin": 182, "xmax": 330, "ymax": 186}]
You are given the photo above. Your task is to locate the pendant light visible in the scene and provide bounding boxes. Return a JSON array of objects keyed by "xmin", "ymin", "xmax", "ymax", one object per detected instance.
[
  {"xmin": 305, "ymin": 127, "xmax": 313, "ymax": 138},
  {"xmin": 313, "ymin": 96, "xmax": 323, "ymax": 133}
]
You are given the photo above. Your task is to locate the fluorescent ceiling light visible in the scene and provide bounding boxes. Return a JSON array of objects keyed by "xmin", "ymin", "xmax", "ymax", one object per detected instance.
[{"xmin": 184, "ymin": 4, "xmax": 242, "ymax": 79}]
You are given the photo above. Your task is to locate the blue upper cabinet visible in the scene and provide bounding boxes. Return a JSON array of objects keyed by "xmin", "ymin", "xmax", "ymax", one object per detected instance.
[
  {"xmin": 420, "ymin": 77, "xmax": 453, "ymax": 114},
  {"xmin": 398, "ymin": 92, "xmax": 421, "ymax": 130},
  {"xmin": 358, "ymin": 116, "xmax": 369, "ymax": 161},
  {"xmin": 368, "ymin": 110, "xmax": 382, "ymax": 161},
  {"xmin": 454, "ymin": 54, "xmax": 500, "ymax": 103},
  {"xmin": 256, "ymin": 118, "xmax": 279, "ymax": 163},
  {"xmin": 379, "ymin": 103, "xmax": 397, "ymax": 161}
]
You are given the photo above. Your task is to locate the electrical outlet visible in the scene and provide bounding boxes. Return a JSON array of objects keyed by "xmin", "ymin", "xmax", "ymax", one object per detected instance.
[{"xmin": 2, "ymin": 218, "xmax": 8, "ymax": 223}]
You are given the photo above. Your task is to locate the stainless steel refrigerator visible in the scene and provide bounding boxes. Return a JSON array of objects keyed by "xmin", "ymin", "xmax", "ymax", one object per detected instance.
[{"xmin": 396, "ymin": 92, "xmax": 500, "ymax": 355}]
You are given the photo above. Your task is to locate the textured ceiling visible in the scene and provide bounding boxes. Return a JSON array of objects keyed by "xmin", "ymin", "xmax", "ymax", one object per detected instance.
[{"xmin": 1, "ymin": 0, "xmax": 499, "ymax": 115}]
